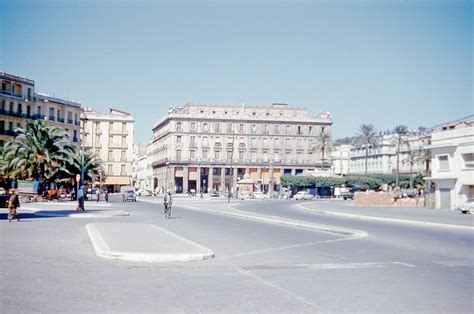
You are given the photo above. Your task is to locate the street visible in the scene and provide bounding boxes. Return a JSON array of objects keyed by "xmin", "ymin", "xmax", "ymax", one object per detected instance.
[{"xmin": 1, "ymin": 196, "xmax": 473, "ymax": 313}]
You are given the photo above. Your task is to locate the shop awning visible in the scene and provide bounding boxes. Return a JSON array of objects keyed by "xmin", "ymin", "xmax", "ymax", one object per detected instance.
[{"xmin": 104, "ymin": 176, "xmax": 131, "ymax": 185}]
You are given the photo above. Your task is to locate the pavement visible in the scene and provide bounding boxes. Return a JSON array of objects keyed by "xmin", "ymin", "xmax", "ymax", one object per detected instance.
[{"xmin": 86, "ymin": 222, "xmax": 215, "ymax": 262}]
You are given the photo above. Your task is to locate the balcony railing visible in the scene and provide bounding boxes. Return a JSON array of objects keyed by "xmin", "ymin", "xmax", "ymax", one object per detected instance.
[
  {"xmin": 0, "ymin": 89, "xmax": 23, "ymax": 98},
  {"xmin": 31, "ymin": 114, "xmax": 45, "ymax": 120},
  {"xmin": 0, "ymin": 129, "xmax": 16, "ymax": 136},
  {"xmin": 67, "ymin": 119, "xmax": 73, "ymax": 124},
  {"xmin": 49, "ymin": 116, "xmax": 55, "ymax": 121},
  {"xmin": 57, "ymin": 117, "xmax": 65, "ymax": 123}
]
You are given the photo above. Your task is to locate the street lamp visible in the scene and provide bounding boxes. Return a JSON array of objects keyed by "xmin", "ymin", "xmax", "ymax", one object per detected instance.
[
  {"xmin": 78, "ymin": 115, "xmax": 87, "ymax": 211},
  {"xmin": 228, "ymin": 130, "xmax": 235, "ymax": 203}
]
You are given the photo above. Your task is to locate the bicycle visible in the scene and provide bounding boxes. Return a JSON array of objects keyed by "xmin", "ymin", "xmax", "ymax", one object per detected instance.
[{"xmin": 163, "ymin": 203, "xmax": 172, "ymax": 219}]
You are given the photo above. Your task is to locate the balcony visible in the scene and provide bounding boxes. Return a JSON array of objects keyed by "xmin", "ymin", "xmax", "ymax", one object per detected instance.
[
  {"xmin": 67, "ymin": 119, "xmax": 73, "ymax": 124},
  {"xmin": 31, "ymin": 114, "xmax": 45, "ymax": 120},
  {"xmin": 0, "ymin": 129, "xmax": 16, "ymax": 136},
  {"xmin": 0, "ymin": 89, "xmax": 23, "ymax": 99},
  {"xmin": 49, "ymin": 116, "xmax": 55, "ymax": 121},
  {"xmin": 57, "ymin": 117, "xmax": 65, "ymax": 123}
]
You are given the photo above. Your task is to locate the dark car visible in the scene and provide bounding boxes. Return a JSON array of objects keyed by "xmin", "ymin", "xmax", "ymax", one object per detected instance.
[{"xmin": 209, "ymin": 190, "xmax": 219, "ymax": 197}]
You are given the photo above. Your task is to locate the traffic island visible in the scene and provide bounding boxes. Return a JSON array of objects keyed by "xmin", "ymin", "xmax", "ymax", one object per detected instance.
[{"xmin": 86, "ymin": 223, "xmax": 215, "ymax": 262}]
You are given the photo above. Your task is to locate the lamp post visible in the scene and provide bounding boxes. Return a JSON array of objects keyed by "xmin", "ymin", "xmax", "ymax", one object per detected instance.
[
  {"xmin": 228, "ymin": 130, "xmax": 235, "ymax": 203},
  {"xmin": 78, "ymin": 115, "xmax": 87, "ymax": 211},
  {"xmin": 165, "ymin": 161, "xmax": 170, "ymax": 192}
]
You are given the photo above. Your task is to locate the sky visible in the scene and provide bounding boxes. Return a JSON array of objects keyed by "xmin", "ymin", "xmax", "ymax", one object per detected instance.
[{"xmin": 1, "ymin": 0, "xmax": 472, "ymax": 143}]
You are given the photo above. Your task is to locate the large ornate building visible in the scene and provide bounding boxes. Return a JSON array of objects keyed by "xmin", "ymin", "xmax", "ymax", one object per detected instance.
[
  {"xmin": 149, "ymin": 103, "xmax": 332, "ymax": 194},
  {"xmin": 0, "ymin": 72, "xmax": 82, "ymax": 149}
]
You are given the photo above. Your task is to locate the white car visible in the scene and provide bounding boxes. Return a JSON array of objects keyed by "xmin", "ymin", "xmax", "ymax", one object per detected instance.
[
  {"xmin": 252, "ymin": 191, "xmax": 269, "ymax": 200},
  {"xmin": 457, "ymin": 199, "xmax": 474, "ymax": 214},
  {"xmin": 293, "ymin": 191, "xmax": 314, "ymax": 201}
]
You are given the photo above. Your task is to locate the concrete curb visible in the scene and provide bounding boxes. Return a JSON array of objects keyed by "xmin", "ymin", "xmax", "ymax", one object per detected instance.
[
  {"xmin": 85, "ymin": 223, "xmax": 215, "ymax": 262},
  {"xmin": 143, "ymin": 199, "xmax": 367, "ymax": 240},
  {"xmin": 296, "ymin": 202, "xmax": 474, "ymax": 232},
  {"xmin": 25, "ymin": 207, "xmax": 129, "ymax": 218},
  {"xmin": 33, "ymin": 202, "xmax": 112, "ymax": 207}
]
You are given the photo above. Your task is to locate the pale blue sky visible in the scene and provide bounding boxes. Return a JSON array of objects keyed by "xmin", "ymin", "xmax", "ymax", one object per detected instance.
[{"xmin": 1, "ymin": 0, "xmax": 472, "ymax": 143}]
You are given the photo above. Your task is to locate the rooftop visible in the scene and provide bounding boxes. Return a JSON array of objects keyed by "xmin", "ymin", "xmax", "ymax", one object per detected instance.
[
  {"xmin": 35, "ymin": 93, "xmax": 82, "ymax": 108},
  {"xmin": 0, "ymin": 72, "xmax": 35, "ymax": 86}
]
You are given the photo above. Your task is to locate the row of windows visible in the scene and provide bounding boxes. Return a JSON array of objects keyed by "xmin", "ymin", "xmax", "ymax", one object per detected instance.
[
  {"xmin": 1, "ymin": 100, "xmax": 79, "ymax": 125},
  {"xmin": 438, "ymin": 154, "xmax": 474, "ymax": 171},
  {"xmin": 92, "ymin": 134, "xmax": 128, "ymax": 147},
  {"xmin": 175, "ymin": 121, "xmax": 321, "ymax": 136},
  {"xmin": 93, "ymin": 121, "xmax": 128, "ymax": 134},
  {"xmin": 175, "ymin": 149, "xmax": 313, "ymax": 162},
  {"xmin": 0, "ymin": 120, "xmax": 78, "ymax": 141},
  {"xmin": 107, "ymin": 164, "xmax": 128, "ymax": 176},
  {"xmin": 177, "ymin": 135, "xmax": 315, "ymax": 148}
]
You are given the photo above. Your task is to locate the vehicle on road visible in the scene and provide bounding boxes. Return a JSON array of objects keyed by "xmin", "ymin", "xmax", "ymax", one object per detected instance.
[
  {"xmin": 137, "ymin": 189, "xmax": 152, "ymax": 197},
  {"xmin": 293, "ymin": 191, "xmax": 314, "ymax": 201},
  {"xmin": 340, "ymin": 190, "xmax": 354, "ymax": 200},
  {"xmin": 209, "ymin": 190, "xmax": 219, "ymax": 197},
  {"xmin": 457, "ymin": 198, "xmax": 474, "ymax": 214},
  {"xmin": 120, "ymin": 186, "xmax": 136, "ymax": 202},
  {"xmin": 252, "ymin": 191, "xmax": 269, "ymax": 200}
]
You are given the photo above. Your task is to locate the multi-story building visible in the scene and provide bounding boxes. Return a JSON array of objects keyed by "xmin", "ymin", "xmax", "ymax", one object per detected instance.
[
  {"xmin": 331, "ymin": 144, "xmax": 351, "ymax": 176},
  {"xmin": 0, "ymin": 72, "xmax": 82, "ymax": 148},
  {"xmin": 132, "ymin": 143, "xmax": 153, "ymax": 190},
  {"xmin": 426, "ymin": 118, "xmax": 474, "ymax": 210},
  {"xmin": 82, "ymin": 108, "xmax": 135, "ymax": 192},
  {"xmin": 349, "ymin": 131, "xmax": 427, "ymax": 176},
  {"xmin": 149, "ymin": 103, "xmax": 332, "ymax": 194}
]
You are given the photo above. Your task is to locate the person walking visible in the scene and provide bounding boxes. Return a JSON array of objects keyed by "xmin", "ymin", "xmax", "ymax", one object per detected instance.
[
  {"xmin": 163, "ymin": 189, "xmax": 173, "ymax": 219},
  {"xmin": 8, "ymin": 189, "xmax": 20, "ymax": 222},
  {"xmin": 96, "ymin": 188, "xmax": 100, "ymax": 203},
  {"xmin": 104, "ymin": 189, "xmax": 109, "ymax": 203},
  {"xmin": 200, "ymin": 190, "xmax": 204, "ymax": 199}
]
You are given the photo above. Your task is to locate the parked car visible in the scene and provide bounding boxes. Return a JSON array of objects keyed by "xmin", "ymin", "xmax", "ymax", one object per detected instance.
[
  {"xmin": 120, "ymin": 186, "xmax": 136, "ymax": 202},
  {"xmin": 293, "ymin": 191, "xmax": 314, "ymax": 201},
  {"xmin": 209, "ymin": 190, "xmax": 219, "ymax": 197},
  {"xmin": 457, "ymin": 198, "xmax": 474, "ymax": 214},
  {"xmin": 340, "ymin": 190, "xmax": 354, "ymax": 200},
  {"xmin": 252, "ymin": 191, "xmax": 269, "ymax": 200},
  {"xmin": 137, "ymin": 189, "xmax": 152, "ymax": 197}
]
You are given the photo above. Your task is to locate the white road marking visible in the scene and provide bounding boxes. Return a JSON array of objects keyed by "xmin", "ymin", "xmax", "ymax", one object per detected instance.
[{"xmin": 241, "ymin": 261, "xmax": 415, "ymax": 271}]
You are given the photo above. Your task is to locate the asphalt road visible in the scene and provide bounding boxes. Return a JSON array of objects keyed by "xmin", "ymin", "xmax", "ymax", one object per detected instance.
[{"xmin": 1, "ymin": 196, "xmax": 472, "ymax": 313}]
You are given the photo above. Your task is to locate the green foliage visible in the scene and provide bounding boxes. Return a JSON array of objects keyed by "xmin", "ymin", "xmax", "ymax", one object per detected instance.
[{"xmin": 281, "ymin": 175, "xmax": 382, "ymax": 191}]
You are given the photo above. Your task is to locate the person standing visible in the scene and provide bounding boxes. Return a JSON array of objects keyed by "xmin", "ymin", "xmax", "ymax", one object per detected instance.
[
  {"xmin": 163, "ymin": 189, "xmax": 172, "ymax": 219},
  {"xmin": 104, "ymin": 189, "xmax": 109, "ymax": 203},
  {"xmin": 77, "ymin": 186, "xmax": 85, "ymax": 211},
  {"xmin": 96, "ymin": 188, "xmax": 100, "ymax": 203},
  {"xmin": 8, "ymin": 190, "xmax": 20, "ymax": 222}
]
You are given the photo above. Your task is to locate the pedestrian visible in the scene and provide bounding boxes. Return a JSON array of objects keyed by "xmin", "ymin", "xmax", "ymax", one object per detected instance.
[
  {"xmin": 200, "ymin": 190, "xmax": 204, "ymax": 199},
  {"xmin": 8, "ymin": 189, "xmax": 20, "ymax": 222},
  {"xmin": 163, "ymin": 189, "xmax": 173, "ymax": 219},
  {"xmin": 77, "ymin": 186, "xmax": 84, "ymax": 211},
  {"xmin": 96, "ymin": 188, "xmax": 100, "ymax": 203},
  {"xmin": 104, "ymin": 189, "xmax": 109, "ymax": 203}
]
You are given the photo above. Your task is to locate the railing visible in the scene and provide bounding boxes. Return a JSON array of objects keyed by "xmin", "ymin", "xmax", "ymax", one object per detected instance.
[
  {"xmin": 0, "ymin": 129, "xmax": 16, "ymax": 136},
  {"xmin": 57, "ymin": 117, "xmax": 65, "ymax": 123},
  {"xmin": 31, "ymin": 114, "xmax": 45, "ymax": 120},
  {"xmin": 67, "ymin": 119, "xmax": 73, "ymax": 124},
  {"xmin": 49, "ymin": 116, "xmax": 55, "ymax": 121},
  {"xmin": 0, "ymin": 90, "xmax": 23, "ymax": 98}
]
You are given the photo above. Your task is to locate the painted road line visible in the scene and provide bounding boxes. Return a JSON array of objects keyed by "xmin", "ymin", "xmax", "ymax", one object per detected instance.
[{"xmin": 296, "ymin": 202, "xmax": 474, "ymax": 232}]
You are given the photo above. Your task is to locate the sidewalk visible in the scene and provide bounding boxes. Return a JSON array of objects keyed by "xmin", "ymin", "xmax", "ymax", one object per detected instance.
[{"xmin": 86, "ymin": 223, "xmax": 215, "ymax": 262}]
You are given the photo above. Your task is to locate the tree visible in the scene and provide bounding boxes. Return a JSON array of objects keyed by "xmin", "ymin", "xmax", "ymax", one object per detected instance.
[
  {"xmin": 312, "ymin": 128, "xmax": 331, "ymax": 170},
  {"xmin": 353, "ymin": 124, "xmax": 379, "ymax": 176},
  {"xmin": 53, "ymin": 151, "xmax": 105, "ymax": 183},
  {"xmin": 2, "ymin": 120, "xmax": 74, "ymax": 185},
  {"xmin": 392, "ymin": 125, "xmax": 410, "ymax": 188}
]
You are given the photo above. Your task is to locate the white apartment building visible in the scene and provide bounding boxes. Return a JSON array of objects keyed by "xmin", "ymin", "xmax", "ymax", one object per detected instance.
[
  {"xmin": 1, "ymin": 72, "xmax": 82, "ymax": 149},
  {"xmin": 349, "ymin": 131, "xmax": 427, "ymax": 175},
  {"xmin": 132, "ymin": 143, "xmax": 153, "ymax": 190},
  {"xmin": 426, "ymin": 119, "xmax": 474, "ymax": 210},
  {"xmin": 331, "ymin": 144, "xmax": 351, "ymax": 176},
  {"xmin": 82, "ymin": 108, "xmax": 134, "ymax": 192},
  {"xmin": 149, "ymin": 103, "xmax": 332, "ymax": 194}
]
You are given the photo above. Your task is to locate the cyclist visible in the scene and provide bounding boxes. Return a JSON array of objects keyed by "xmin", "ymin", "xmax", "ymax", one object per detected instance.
[{"xmin": 163, "ymin": 189, "xmax": 173, "ymax": 219}]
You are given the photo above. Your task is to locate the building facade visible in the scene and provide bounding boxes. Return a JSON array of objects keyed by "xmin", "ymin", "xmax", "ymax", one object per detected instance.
[
  {"xmin": 132, "ymin": 143, "xmax": 153, "ymax": 190},
  {"xmin": 149, "ymin": 103, "xmax": 332, "ymax": 194},
  {"xmin": 349, "ymin": 131, "xmax": 427, "ymax": 176},
  {"xmin": 331, "ymin": 144, "xmax": 351, "ymax": 176},
  {"xmin": 1, "ymin": 72, "xmax": 82, "ymax": 148},
  {"xmin": 82, "ymin": 108, "xmax": 135, "ymax": 192},
  {"xmin": 426, "ymin": 119, "xmax": 474, "ymax": 210}
]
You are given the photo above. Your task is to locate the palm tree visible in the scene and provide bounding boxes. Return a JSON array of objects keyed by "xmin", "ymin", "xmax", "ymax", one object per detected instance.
[
  {"xmin": 2, "ymin": 120, "xmax": 75, "ymax": 186},
  {"xmin": 392, "ymin": 125, "xmax": 409, "ymax": 188},
  {"xmin": 312, "ymin": 128, "xmax": 331, "ymax": 170},
  {"xmin": 53, "ymin": 151, "xmax": 105, "ymax": 183},
  {"xmin": 353, "ymin": 124, "xmax": 379, "ymax": 176}
]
